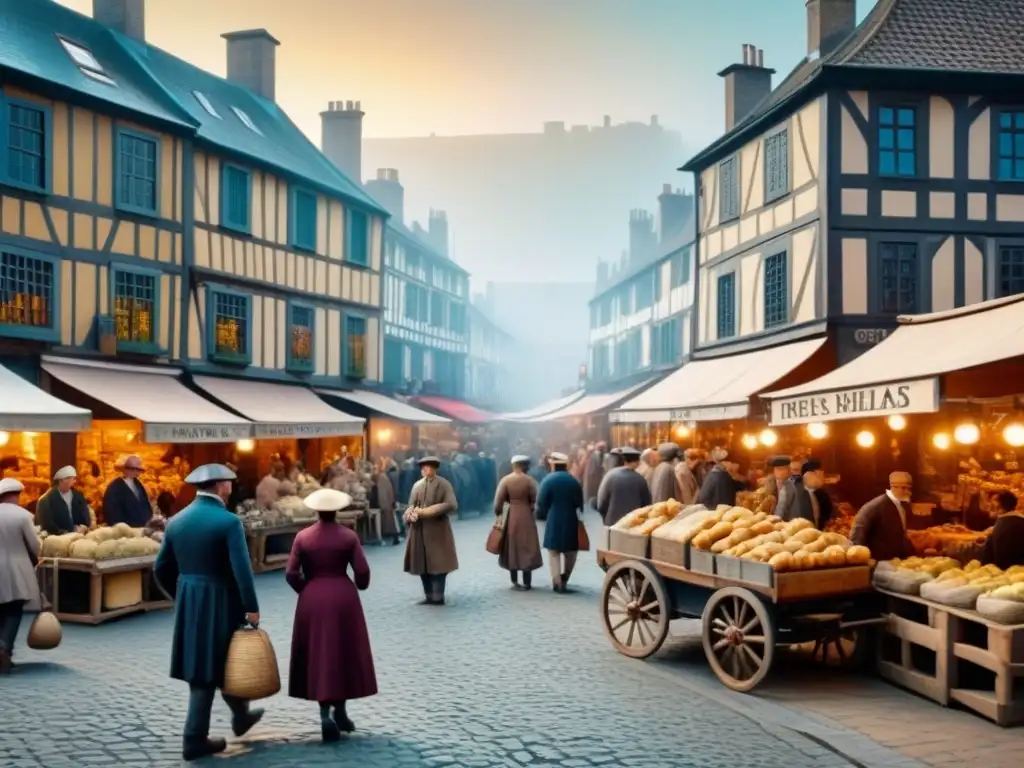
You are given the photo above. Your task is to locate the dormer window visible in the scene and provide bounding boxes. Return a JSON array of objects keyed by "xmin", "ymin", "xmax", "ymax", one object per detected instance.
[
  {"xmin": 231, "ymin": 106, "xmax": 262, "ymax": 135},
  {"xmin": 194, "ymin": 91, "xmax": 220, "ymax": 118},
  {"xmin": 58, "ymin": 36, "xmax": 116, "ymax": 86}
]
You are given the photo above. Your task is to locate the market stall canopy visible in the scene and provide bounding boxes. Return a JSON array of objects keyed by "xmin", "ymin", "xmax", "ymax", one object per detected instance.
[
  {"xmin": 193, "ymin": 376, "xmax": 364, "ymax": 438},
  {"xmin": 41, "ymin": 357, "xmax": 251, "ymax": 442},
  {"xmin": 533, "ymin": 379, "xmax": 657, "ymax": 423},
  {"xmin": 414, "ymin": 396, "xmax": 494, "ymax": 424},
  {"xmin": 762, "ymin": 296, "xmax": 1024, "ymax": 426},
  {"xmin": 612, "ymin": 338, "xmax": 826, "ymax": 423},
  {"xmin": 1, "ymin": 362, "xmax": 92, "ymax": 432},
  {"xmin": 316, "ymin": 388, "xmax": 450, "ymax": 424},
  {"xmin": 497, "ymin": 390, "xmax": 586, "ymax": 422}
]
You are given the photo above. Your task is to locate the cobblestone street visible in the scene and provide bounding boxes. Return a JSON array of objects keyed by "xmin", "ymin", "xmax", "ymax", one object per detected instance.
[{"xmin": 0, "ymin": 515, "xmax": 988, "ymax": 768}]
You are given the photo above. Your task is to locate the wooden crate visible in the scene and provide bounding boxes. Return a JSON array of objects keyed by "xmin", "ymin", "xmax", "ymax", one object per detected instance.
[
  {"xmin": 688, "ymin": 546, "xmax": 715, "ymax": 575},
  {"xmin": 608, "ymin": 529, "xmax": 649, "ymax": 558},
  {"xmin": 776, "ymin": 566, "xmax": 871, "ymax": 600},
  {"xmin": 650, "ymin": 538, "xmax": 686, "ymax": 567},
  {"xmin": 40, "ymin": 556, "xmax": 172, "ymax": 625},
  {"xmin": 945, "ymin": 607, "xmax": 1024, "ymax": 726},
  {"xmin": 716, "ymin": 555, "xmax": 775, "ymax": 588},
  {"xmin": 875, "ymin": 590, "xmax": 953, "ymax": 707}
]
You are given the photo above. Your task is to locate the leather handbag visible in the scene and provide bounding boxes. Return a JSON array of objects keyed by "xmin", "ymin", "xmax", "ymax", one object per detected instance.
[
  {"xmin": 485, "ymin": 510, "xmax": 507, "ymax": 555},
  {"xmin": 223, "ymin": 623, "xmax": 281, "ymax": 700},
  {"xmin": 27, "ymin": 611, "xmax": 62, "ymax": 650},
  {"xmin": 577, "ymin": 521, "xmax": 591, "ymax": 551}
]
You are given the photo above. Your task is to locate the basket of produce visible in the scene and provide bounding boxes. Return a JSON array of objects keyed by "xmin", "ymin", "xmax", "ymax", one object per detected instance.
[
  {"xmin": 872, "ymin": 556, "xmax": 958, "ymax": 594},
  {"xmin": 976, "ymin": 582, "xmax": 1024, "ymax": 625},
  {"xmin": 609, "ymin": 500, "xmax": 687, "ymax": 557}
]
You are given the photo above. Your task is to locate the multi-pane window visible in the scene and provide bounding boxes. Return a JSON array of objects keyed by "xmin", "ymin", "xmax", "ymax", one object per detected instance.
[
  {"xmin": 292, "ymin": 189, "xmax": 317, "ymax": 251},
  {"xmin": 764, "ymin": 129, "xmax": 789, "ymax": 201},
  {"xmin": 449, "ymin": 302, "xmax": 466, "ymax": 334},
  {"xmin": 618, "ymin": 284, "xmax": 633, "ymax": 316},
  {"xmin": 117, "ymin": 130, "xmax": 158, "ymax": 213},
  {"xmin": 6, "ymin": 101, "xmax": 46, "ymax": 191},
  {"xmin": 878, "ymin": 106, "xmax": 916, "ymax": 177},
  {"xmin": 404, "ymin": 282, "xmax": 419, "ymax": 320},
  {"xmin": 635, "ymin": 274, "xmax": 654, "ymax": 309},
  {"xmin": 288, "ymin": 304, "xmax": 314, "ymax": 371},
  {"xmin": 347, "ymin": 209, "xmax": 369, "ymax": 265},
  {"xmin": 652, "ymin": 317, "xmax": 681, "ymax": 366},
  {"xmin": 671, "ymin": 247, "xmax": 692, "ymax": 288},
  {"xmin": 210, "ymin": 290, "xmax": 250, "ymax": 363},
  {"xmin": 717, "ymin": 273, "xmax": 736, "ymax": 339},
  {"xmin": 718, "ymin": 156, "xmax": 740, "ymax": 221},
  {"xmin": 113, "ymin": 269, "xmax": 156, "ymax": 347},
  {"xmin": 221, "ymin": 164, "xmax": 250, "ymax": 232},
  {"xmin": 997, "ymin": 112, "xmax": 1024, "ymax": 181},
  {"xmin": 878, "ymin": 243, "xmax": 918, "ymax": 314},
  {"xmin": 0, "ymin": 251, "xmax": 53, "ymax": 331},
  {"xmin": 998, "ymin": 247, "xmax": 1024, "ymax": 298},
  {"xmin": 430, "ymin": 291, "xmax": 445, "ymax": 327},
  {"xmin": 345, "ymin": 315, "xmax": 368, "ymax": 378},
  {"xmin": 763, "ymin": 251, "xmax": 788, "ymax": 328}
]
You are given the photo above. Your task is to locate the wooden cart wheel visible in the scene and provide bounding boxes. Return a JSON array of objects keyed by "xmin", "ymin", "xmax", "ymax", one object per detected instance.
[
  {"xmin": 701, "ymin": 586, "xmax": 775, "ymax": 692},
  {"xmin": 600, "ymin": 560, "xmax": 671, "ymax": 659},
  {"xmin": 808, "ymin": 626, "xmax": 865, "ymax": 669}
]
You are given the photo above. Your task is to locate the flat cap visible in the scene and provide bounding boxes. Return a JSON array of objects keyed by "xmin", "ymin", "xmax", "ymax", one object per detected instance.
[
  {"xmin": 417, "ymin": 455, "xmax": 441, "ymax": 466},
  {"xmin": 801, "ymin": 458, "xmax": 822, "ymax": 475},
  {"xmin": 889, "ymin": 471, "xmax": 913, "ymax": 486},
  {"xmin": 617, "ymin": 446, "xmax": 642, "ymax": 460},
  {"xmin": 768, "ymin": 455, "xmax": 792, "ymax": 468},
  {"xmin": 304, "ymin": 488, "xmax": 352, "ymax": 512},
  {"xmin": 185, "ymin": 463, "xmax": 237, "ymax": 484},
  {"xmin": 53, "ymin": 465, "xmax": 77, "ymax": 481},
  {"xmin": 657, "ymin": 442, "xmax": 680, "ymax": 459},
  {"xmin": 0, "ymin": 477, "xmax": 25, "ymax": 495}
]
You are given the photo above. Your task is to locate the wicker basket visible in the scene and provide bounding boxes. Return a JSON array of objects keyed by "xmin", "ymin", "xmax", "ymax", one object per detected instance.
[
  {"xmin": 223, "ymin": 626, "xmax": 281, "ymax": 700},
  {"xmin": 27, "ymin": 612, "xmax": 62, "ymax": 650},
  {"xmin": 103, "ymin": 571, "xmax": 143, "ymax": 610}
]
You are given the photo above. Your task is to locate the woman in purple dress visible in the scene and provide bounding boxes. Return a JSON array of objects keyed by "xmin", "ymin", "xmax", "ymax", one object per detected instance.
[{"xmin": 286, "ymin": 489, "xmax": 378, "ymax": 741}]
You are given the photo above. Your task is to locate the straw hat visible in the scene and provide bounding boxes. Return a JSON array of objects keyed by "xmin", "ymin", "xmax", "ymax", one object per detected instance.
[{"xmin": 303, "ymin": 488, "xmax": 352, "ymax": 512}]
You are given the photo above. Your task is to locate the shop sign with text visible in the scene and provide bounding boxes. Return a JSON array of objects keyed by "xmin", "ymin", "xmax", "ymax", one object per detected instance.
[
  {"xmin": 145, "ymin": 423, "xmax": 253, "ymax": 443},
  {"xmin": 769, "ymin": 379, "xmax": 939, "ymax": 426},
  {"xmin": 253, "ymin": 422, "xmax": 362, "ymax": 439}
]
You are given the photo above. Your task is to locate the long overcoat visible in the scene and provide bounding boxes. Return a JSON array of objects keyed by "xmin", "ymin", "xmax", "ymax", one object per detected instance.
[
  {"xmin": 403, "ymin": 475, "xmax": 460, "ymax": 575},
  {"xmin": 648, "ymin": 461, "xmax": 679, "ymax": 503},
  {"xmin": 0, "ymin": 502, "xmax": 40, "ymax": 607},
  {"xmin": 850, "ymin": 493, "xmax": 912, "ymax": 562},
  {"xmin": 154, "ymin": 494, "xmax": 259, "ymax": 687},
  {"xmin": 538, "ymin": 470, "xmax": 584, "ymax": 552},
  {"xmin": 583, "ymin": 452, "xmax": 605, "ymax": 504},
  {"xmin": 287, "ymin": 521, "xmax": 377, "ymax": 703},
  {"xmin": 597, "ymin": 467, "xmax": 652, "ymax": 527},
  {"xmin": 374, "ymin": 471, "xmax": 398, "ymax": 537},
  {"xmin": 495, "ymin": 472, "xmax": 542, "ymax": 572},
  {"xmin": 697, "ymin": 466, "xmax": 742, "ymax": 509},
  {"xmin": 674, "ymin": 464, "xmax": 701, "ymax": 505}
]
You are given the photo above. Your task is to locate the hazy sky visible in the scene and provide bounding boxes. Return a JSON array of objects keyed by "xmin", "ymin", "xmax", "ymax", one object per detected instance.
[{"xmin": 57, "ymin": 0, "xmax": 877, "ymax": 150}]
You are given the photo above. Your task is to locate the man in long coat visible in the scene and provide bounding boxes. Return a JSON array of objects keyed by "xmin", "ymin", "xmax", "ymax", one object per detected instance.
[
  {"xmin": 403, "ymin": 456, "xmax": 459, "ymax": 605},
  {"xmin": 537, "ymin": 452, "xmax": 585, "ymax": 593},
  {"xmin": 851, "ymin": 471, "xmax": 914, "ymax": 562},
  {"xmin": 697, "ymin": 451, "xmax": 744, "ymax": 509},
  {"xmin": 792, "ymin": 459, "xmax": 834, "ymax": 530},
  {"xmin": 674, "ymin": 449, "xmax": 702, "ymax": 505},
  {"xmin": 154, "ymin": 464, "xmax": 263, "ymax": 762},
  {"xmin": 583, "ymin": 442, "xmax": 607, "ymax": 510},
  {"xmin": 35, "ymin": 466, "xmax": 91, "ymax": 535},
  {"xmin": 102, "ymin": 454, "xmax": 151, "ymax": 526},
  {"xmin": 597, "ymin": 447, "xmax": 652, "ymax": 526},
  {"xmin": 648, "ymin": 443, "xmax": 681, "ymax": 503}
]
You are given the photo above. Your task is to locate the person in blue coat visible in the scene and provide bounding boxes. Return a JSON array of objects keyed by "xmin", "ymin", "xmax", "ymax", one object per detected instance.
[
  {"xmin": 154, "ymin": 464, "xmax": 264, "ymax": 762},
  {"xmin": 536, "ymin": 452, "xmax": 585, "ymax": 593}
]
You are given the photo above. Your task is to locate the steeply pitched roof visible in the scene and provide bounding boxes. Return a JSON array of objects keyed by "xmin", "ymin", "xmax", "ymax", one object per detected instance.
[
  {"xmin": 0, "ymin": 0, "xmax": 385, "ymax": 216},
  {"xmin": 591, "ymin": 217, "xmax": 695, "ymax": 303},
  {"xmin": 386, "ymin": 220, "xmax": 470, "ymax": 276},
  {"xmin": 683, "ymin": 0, "xmax": 1024, "ymax": 171}
]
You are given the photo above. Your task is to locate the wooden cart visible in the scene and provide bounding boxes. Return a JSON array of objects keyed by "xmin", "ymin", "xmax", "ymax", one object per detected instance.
[
  {"xmin": 39, "ymin": 555, "xmax": 172, "ymax": 625},
  {"xmin": 597, "ymin": 548, "xmax": 883, "ymax": 692}
]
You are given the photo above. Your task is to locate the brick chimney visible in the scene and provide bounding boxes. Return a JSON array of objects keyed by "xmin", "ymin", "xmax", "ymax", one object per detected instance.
[
  {"xmin": 93, "ymin": 0, "xmax": 145, "ymax": 41},
  {"xmin": 807, "ymin": 0, "xmax": 856, "ymax": 57},
  {"xmin": 428, "ymin": 209, "xmax": 448, "ymax": 256},
  {"xmin": 658, "ymin": 184, "xmax": 693, "ymax": 243},
  {"xmin": 718, "ymin": 44, "xmax": 775, "ymax": 131},
  {"xmin": 222, "ymin": 29, "xmax": 280, "ymax": 102},
  {"xmin": 364, "ymin": 168, "xmax": 404, "ymax": 224},
  {"xmin": 321, "ymin": 100, "xmax": 364, "ymax": 184},
  {"xmin": 628, "ymin": 210, "xmax": 656, "ymax": 265}
]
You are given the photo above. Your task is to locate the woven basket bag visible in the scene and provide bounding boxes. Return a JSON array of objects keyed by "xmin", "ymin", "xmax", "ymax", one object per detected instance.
[
  {"xmin": 27, "ymin": 612, "xmax": 63, "ymax": 650},
  {"xmin": 222, "ymin": 625, "xmax": 281, "ymax": 700}
]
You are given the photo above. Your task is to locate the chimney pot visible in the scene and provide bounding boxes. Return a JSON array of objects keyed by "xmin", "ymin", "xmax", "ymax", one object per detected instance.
[
  {"xmin": 93, "ymin": 0, "xmax": 145, "ymax": 41},
  {"xmin": 662, "ymin": 183, "xmax": 672, "ymax": 194},
  {"xmin": 222, "ymin": 29, "xmax": 280, "ymax": 102},
  {"xmin": 320, "ymin": 99, "xmax": 365, "ymax": 182},
  {"xmin": 718, "ymin": 43, "xmax": 775, "ymax": 131},
  {"xmin": 806, "ymin": 0, "xmax": 856, "ymax": 57}
]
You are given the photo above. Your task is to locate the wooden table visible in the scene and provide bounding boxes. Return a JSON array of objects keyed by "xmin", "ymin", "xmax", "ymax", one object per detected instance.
[
  {"xmin": 244, "ymin": 521, "xmax": 318, "ymax": 574},
  {"xmin": 39, "ymin": 555, "xmax": 172, "ymax": 625}
]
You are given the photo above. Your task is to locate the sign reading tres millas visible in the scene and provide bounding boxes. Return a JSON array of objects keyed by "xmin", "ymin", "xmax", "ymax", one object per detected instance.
[{"xmin": 767, "ymin": 379, "xmax": 940, "ymax": 427}]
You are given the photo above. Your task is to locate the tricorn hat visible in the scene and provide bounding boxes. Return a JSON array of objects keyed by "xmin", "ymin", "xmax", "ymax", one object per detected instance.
[
  {"xmin": 184, "ymin": 464, "xmax": 238, "ymax": 485},
  {"xmin": 304, "ymin": 488, "xmax": 352, "ymax": 513}
]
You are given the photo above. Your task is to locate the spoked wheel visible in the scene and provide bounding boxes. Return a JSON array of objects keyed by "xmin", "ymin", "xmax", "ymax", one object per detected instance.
[
  {"xmin": 600, "ymin": 560, "xmax": 671, "ymax": 659},
  {"xmin": 808, "ymin": 626, "xmax": 864, "ymax": 668},
  {"xmin": 702, "ymin": 587, "xmax": 776, "ymax": 692}
]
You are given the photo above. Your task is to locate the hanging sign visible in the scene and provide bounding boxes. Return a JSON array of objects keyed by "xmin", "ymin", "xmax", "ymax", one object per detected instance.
[
  {"xmin": 145, "ymin": 423, "xmax": 253, "ymax": 443},
  {"xmin": 768, "ymin": 378, "xmax": 939, "ymax": 426}
]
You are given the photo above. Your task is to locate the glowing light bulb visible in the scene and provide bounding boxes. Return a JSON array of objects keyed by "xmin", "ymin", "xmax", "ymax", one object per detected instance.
[
  {"xmin": 674, "ymin": 424, "xmax": 690, "ymax": 438},
  {"xmin": 758, "ymin": 429, "xmax": 778, "ymax": 447},
  {"xmin": 1003, "ymin": 423, "xmax": 1024, "ymax": 447},
  {"xmin": 236, "ymin": 439, "xmax": 255, "ymax": 452},
  {"xmin": 887, "ymin": 415, "xmax": 907, "ymax": 431},
  {"xmin": 953, "ymin": 422, "xmax": 980, "ymax": 445},
  {"xmin": 0, "ymin": 431, "xmax": 8, "ymax": 447},
  {"xmin": 807, "ymin": 422, "xmax": 828, "ymax": 439},
  {"xmin": 741, "ymin": 433, "xmax": 758, "ymax": 450},
  {"xmin": 855, "ymin": 430, "xmax": 875, "ymax": 448},
  {"xmin": 932, "ymin": 432, "xmax": 951, "ymax": 451}
]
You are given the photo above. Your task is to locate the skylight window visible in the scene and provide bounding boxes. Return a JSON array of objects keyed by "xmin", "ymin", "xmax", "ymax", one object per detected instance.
[
  {"xmin": 58, "ymin": 36, "xmax": 116, "ymax": 86},
  {"xmin": 194, "ymin": 91, "xmax": 221, "ymax": 118},
  {"xmin": 231, "ymin": 106, "xmax": 263, "ymax": 135},
  {"xmin": 82, "ymin": 69, "xmax": 117, "ymax": 86}
]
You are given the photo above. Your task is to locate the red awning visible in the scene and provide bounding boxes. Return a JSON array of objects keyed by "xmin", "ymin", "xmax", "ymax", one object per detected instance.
[{"xmin": 415, "ymin": 396, "xmax": 494, "ymax": 424}]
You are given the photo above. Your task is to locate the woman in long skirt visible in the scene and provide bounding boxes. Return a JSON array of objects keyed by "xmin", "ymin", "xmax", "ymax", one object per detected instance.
[
  {"xmin": 494, "ymin": 455, "xmax": 542, "ymax": 590},
  {"xmin": 287, "ymin": 489, "xmax": 377, "ymax": 741}
]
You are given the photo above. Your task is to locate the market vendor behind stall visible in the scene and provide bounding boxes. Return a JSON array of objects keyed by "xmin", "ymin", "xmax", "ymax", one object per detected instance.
[
  {"xmin": 102, "ymin": 455, "xmax": 152, "ymax": 527},
  {"xmin": 850, "ymin": 471, "xmax": 913, "ymax": 562},
  {"xmin": 793, "ymin": 459, "xmax": 833, "ymax": 531},
  {"xmin": 35, "ymin": 466, "xmax": 91, "ymax": 535},
  {"xmin": 979, "ymin": 491, "xmax": 1024, "ymax": 570}
]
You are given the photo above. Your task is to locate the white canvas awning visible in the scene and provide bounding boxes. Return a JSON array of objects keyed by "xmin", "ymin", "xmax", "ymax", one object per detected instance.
[
  {"xmin": 316, "ymin": 389, "xmax": 449, "ymax": 424},
  {"xmin": 41, "ymin": 357, "xmax": 251, "ymax": 442},
  {"xmin": 612, "ymin": 338, "xmax": 826, "ymax": 423},
  {"xmin": 762, "ymin": 296, "xmax": 1024, "ymax": 426},
  {"xmin": 0, "ymin": 362, "xmax": 92, "ymax": 432},
  {"xmin": 195, "ymin": 376, "xmax": 364, "ymax": 438},
  {"xmin": 498, "ymin": 390, "xmax": 585, "ymax": 422},
  {"xmin": 534, "ymin": 379, "xmax": 656, "ymax": 423}
]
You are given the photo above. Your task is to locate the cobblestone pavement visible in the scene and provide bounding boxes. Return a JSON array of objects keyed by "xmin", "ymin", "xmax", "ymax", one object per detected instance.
[{"xmin": 0, "ymin": 514, "xmax": 965, "ymax": 767}]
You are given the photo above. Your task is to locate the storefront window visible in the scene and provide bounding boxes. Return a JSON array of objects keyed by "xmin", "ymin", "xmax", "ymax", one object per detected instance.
[{"xmin": 0, "ymin": 430, "xmax": 51, "ymax": 507}]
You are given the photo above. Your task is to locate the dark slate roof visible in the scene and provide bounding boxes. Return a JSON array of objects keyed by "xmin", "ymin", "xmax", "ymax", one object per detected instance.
[
  {"xmin": 1, "ymin": 0, "xmax": 384, "ymax": 215},
  {"xmin": 683, "ymin": 0, "xmax": 1024, "ymax": 171}
]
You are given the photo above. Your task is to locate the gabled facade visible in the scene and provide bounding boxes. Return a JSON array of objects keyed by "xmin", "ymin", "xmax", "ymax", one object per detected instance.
[
  {"xmin": 684, "ymin": 0, "xmax": 1024, "ymax": 365},
  {"xmin": 0, "ymin": 0, "xmax": 387, "ymax": 388},
  {"xmin": 467, "ymin": 298, "xmax": 514, "ymax": 410},
  {"xmin": 587, "ymin": 186, "xmax": 695, "ymax": 385}
]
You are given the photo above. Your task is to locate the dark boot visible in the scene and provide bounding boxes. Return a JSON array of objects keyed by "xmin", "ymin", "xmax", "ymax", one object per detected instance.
[
  {"xmin": 561, "ymin": 573, "xmax": 575, "ymax": 593},
  {"xmin": 231, "ymin": 707, "xmax": 264, "ymax": 737},
  {"xmin": 333, "ymin": 701, "xmax": 355, "ymax": 733},
  {"xmin": 522, "ymin": 571, "xmax": 533, "ymax": 591},
  {"xmin": 182, "ymin": 737, "xmax": 227, "ymax": 761},
  {"xmin": 0, "ymin": 649, "xmax": 11, "ymax": 675},
  {"xmin": 320, "ymin": 703, "xmax": 341, "ymax": 741},
  {"xmin": 510, "ymin": 571, "xmax": 523, "ymax": 591}
]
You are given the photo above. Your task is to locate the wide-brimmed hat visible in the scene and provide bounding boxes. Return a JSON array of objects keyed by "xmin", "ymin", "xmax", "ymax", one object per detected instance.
[
  {"xmin": 185, "ymin": 464, "xmax": 238, "ymax": 484},
  {"xmin": 304, "ymin": 488, "xmax": 352, "ymax": 512}
]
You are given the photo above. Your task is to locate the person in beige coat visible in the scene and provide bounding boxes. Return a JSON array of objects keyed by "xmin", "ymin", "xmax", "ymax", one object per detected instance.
[
  {"xmin": 494, "ymin": 455, "xmax": 542, "ymax": 590},
  {"xmin": 403, "ymin": 457, "xmax": 459, "ymax": 605},
  {"xmin": 648, "ymin": 443, "xmax": 681, "ymax": 502},
  {"xmin": 674, "ymin": 449, "xmax": 703, "ymax": 505},
  {"xmin": 638, "ymin": 449, "xmax": 659, "ymax": 482},
  {"xmin": 0, "ymin": 478, "xmax": 41, "ymax": 674},
  {"xmin": 373, "ymin": 458, "xmax": 399, "ymax": 545}
]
